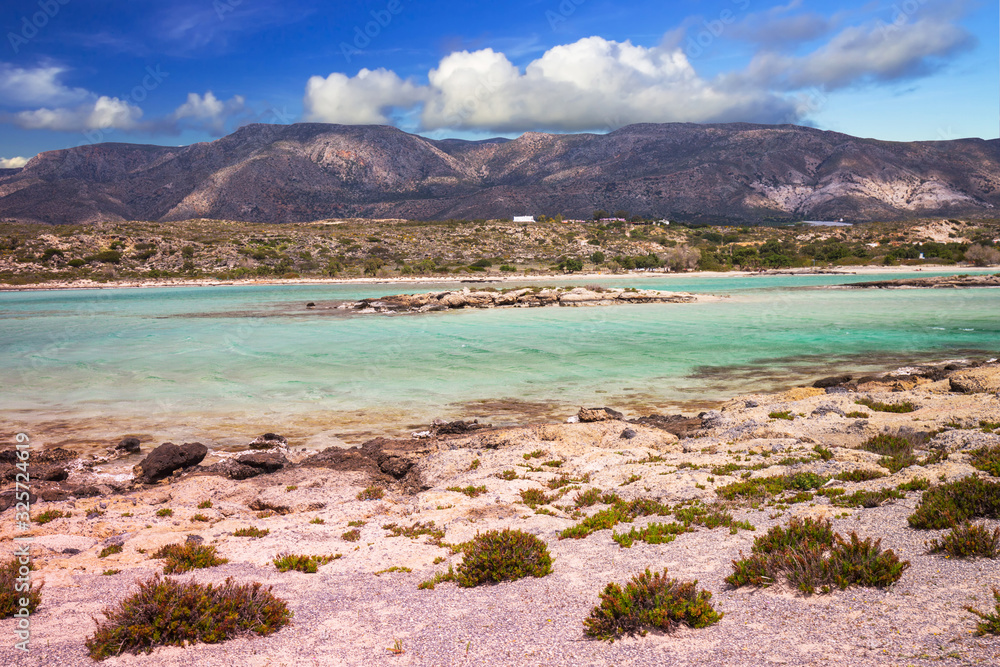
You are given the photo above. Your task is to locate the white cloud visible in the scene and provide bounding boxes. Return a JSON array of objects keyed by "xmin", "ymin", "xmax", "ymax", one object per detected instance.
[
  {"xmin": 0, "ymin": 156, "xmax": 29, "ymax": 168},
  {"xmin": 305, "ymin": 38, "xmax": 797, "ymax": 132},
  {"xmin": 12, "ymin": 96, "xmax": 143, "ymax": 132},
  {"xmin": 304, "ymin": 68, "xmax": 427, "ymax": 124},
  {"xmin": 171, "ymin": 91, "xmax": 247, "ymax": 134},
  {"xmin": 738, "ymin": 18, "xmax": 972, "ymax": 91},
  {"xmin": 0, "ymin": 64, "xmax": 90, "ymax": 107}
]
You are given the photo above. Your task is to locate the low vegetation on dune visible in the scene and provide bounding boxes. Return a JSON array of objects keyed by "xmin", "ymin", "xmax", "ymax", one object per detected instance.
[
  {"xmin": 85, "ymin": 575, "xmax": 291, "ymax": 660},
  {"xmin": 1, "ymin": 216, "xmax": 997, "ymax": 285}
]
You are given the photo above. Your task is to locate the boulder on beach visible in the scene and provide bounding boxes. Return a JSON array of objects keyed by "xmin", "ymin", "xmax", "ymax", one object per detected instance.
[
  {"xmin": 248, "ymin": 433, "xmax": 288, "ymax": 450},
  {"xmin": 135, "ymin": 442, "xmax": 208, "ymax": 483},
  {"xmin": 948, "ymin": 364, "xmax": 1000, "ymax": 394},
  {"xmin": 211, "ymin": 451, "xmax": 289, "ymax": 480},
  {"xmin": 115, "ymin": 437, "xmax": 141, "ymax": 453},
  {"xmin": 577, "ymin": 407, "xmax": 625, "ymax": 422}
]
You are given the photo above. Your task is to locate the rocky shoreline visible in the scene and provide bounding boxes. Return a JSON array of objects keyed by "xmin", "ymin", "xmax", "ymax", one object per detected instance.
[
  {"xmin": 330, "ymin": 286, "xmax": 712, "ymax": 314},
  {"xmin": 844, "ymin": 273, "xmax": 1000, "ymax": 289},
  {"xmin": 2, "ymin": 359, "xmax": 1000, "ymax": 665}
]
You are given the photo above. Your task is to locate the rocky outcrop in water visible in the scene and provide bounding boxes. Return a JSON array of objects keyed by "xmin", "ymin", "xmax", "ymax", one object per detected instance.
[
  {"xmin": 845, "ymin": 274, "xmax": 1000, "ymax": 289},
  {"xmin": 340, "ymin": 286, "xmax": 703, "ymax": 313}
]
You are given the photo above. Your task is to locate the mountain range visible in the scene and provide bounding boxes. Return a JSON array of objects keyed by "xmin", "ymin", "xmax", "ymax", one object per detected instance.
[{"xmin": 1, "ymin": 122, "xmax": 997, "ymax": 225}]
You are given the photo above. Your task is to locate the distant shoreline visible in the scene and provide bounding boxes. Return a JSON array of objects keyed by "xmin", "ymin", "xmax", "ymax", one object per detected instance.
[{"xmin": 1, "ymin": 264, "xmax": 993, "ymax": 293}]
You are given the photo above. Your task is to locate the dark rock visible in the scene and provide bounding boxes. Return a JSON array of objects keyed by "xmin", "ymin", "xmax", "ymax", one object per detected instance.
[
  {"xmin": 71, "ymin": 485, "xmax": 102, "ymax": 498},
  {"xmin": 3, "ymin": 463, "xmax": 69, "ymax": 483},
  {"xmin": 813, "ymin": 374, "xmax": 853, "ymax": 389},
  {"xmin": 135, "ymin": 442, "xmax": 208, "ymax": 484},
  {"xmin": 300, "ymin": 447, "xmax": 380, "ymax": 474},
  {"xmin": 213, "ymin": 452, "xmax": 289, "ymax": 480},
  {"xmin": 698, "ymin": 410, "xmax": 726, "ymax": 429},
  {"xmin": 38, "ymin": 486, "xmax": 73, "ymax": 502},
  {"xmin": 629, "ymin": 414, "xmax": 703, "ymax": 438},
  {"xmin": 62, "ymin": 548, "xmax": 81, "ymax": 555},
  {"xmin": 185, "ymin": 535, "xmax": 204, "ymax": 545},
  {"xmin": 0, "ymin": 489, "xmax": 37, "ymax": 512},
  {"xmin": 812, "ymin": 404, "xmax": 846, "ymax": 417},
  {"xmin": 306, "ymin": 302, "xmax": 316, "ymax": 308},
  {"xmin": 825, "ymin": 386, "xmax": 850, "ymax": 394},
  {"xmin": 577, "ymin": 407, "xmax": 625, "ymax": 422},
  {"xmin": 620, "ymin": 428, "xmax": 638, "ymax": 440},
  {"xmin": 116, "ymin": 437, "xmax": 141, "ymax": 453},
  {"xmin": 432, "ymin": 419, "xmax": 490, "ymax": 435},
  {"xmin": 248, "ymin": 433, "xmax": 288, "ymax": 450},
  {"xmin": 743, "ymin": 400, "xmax": 759, "ymax": 408}
]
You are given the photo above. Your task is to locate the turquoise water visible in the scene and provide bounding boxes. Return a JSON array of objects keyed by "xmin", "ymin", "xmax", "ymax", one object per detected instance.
[{"xmin": 1, "ymin": 271, "xmax": 998, "ymax": 447}]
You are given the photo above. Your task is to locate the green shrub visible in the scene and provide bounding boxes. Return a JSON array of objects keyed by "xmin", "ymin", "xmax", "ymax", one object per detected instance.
[
  {"xmin": 98, "ymin": 545, "xmax": 123, "ymax": 559},
  {"xmin": 191, "ymin": 513, "xmax": 210, "ymax": 522},
  {"xmin": 862, "ymin": 434, "xmax": 913, "ymax": 457},
  {"xmin": 897, "ymin": 478, "xmax": 931, "ymax": 492},
  {"xmin": 454, "ymin": 529, "xmax": 553, "ymax": 587},
  {"xmin": 908, "ymin": 476, "xmax": 1000, "ymax": 529},
  {"xmin": 382, "ymin": 521, "xmax": 445, "ymax": 544},
  {"xmin": 612, "ymin": 522, "xmax": 690, "ymax": 548},
  {"xmin": 233, "ymin": 527, "xmax": 269, "ymax": 538},
  {"xmin": 574, "ymin": 488, "xmax": 605, "ymax": 507},
  {"xmin": 341, "ymin": 529, "xmax": 360, "ymax": 542},
  {"xmin": 446, "ymin": 485, "xmax": 487, "ymax": 498},
  {"xmin": 273, "ymin": 553, "xmax": 340, "ymax": 573},
  {"xmin": 970, "ymin": 446, "xmax": 1000, "ymax": 477},
  {"xmin": 835, "ymin": 469, "xmax": 886, "ymax": 483},
  {"xmin": 85, "ymin": 575, "xmax": 291, "ymax": 660},
  {"xmin": 927, "ymin": 523, "xmax": 1000, "ymax": 559},
  {"xmin": 155, "ymin": 508, "xmax": 173, "ymax": 517},
  {"xmin": 35, "ymin": 509, "xmax": 68, "ymax": 524},
  {"xmin": 833, "ymin": 488, "xmax": 905, "ymax": 508},
  {"xmin": 197, "ymin": 500, "xmax": 212, "ymax": 509},
  {"xmin": 715, "ymin": 472, "xmax": 828, "ymax": 501},
  {"xmin": 769, "ymin": 411, "xmax": 794, "ymax": 420},
  {"xmin": 855, "ymin": 398, "xmax": 915, "ymax": 413},
  {"xmin": 967, "ymin": 588, "xmax": 1000, "ymax": 635},
  {"xmin": 356, "ymin": 485, "xmax": 384, "ymax": 500},
  {"xmin": 583, "ymin": 568, "xmax": 721, "ymax": 641},
  {"xmin": 846, "ymin": 411, "xmax": 870, "ymax": 418},
  {"xmin": 0, "ymin": 557, "xmax": 41, "ymax": 619},
  {"xmin": 726, "ymin": 517, "xmax": 909, "ymax": 595},
  {"xmin": 152, "ymin": 543, "xmax": 228, "ymax": 574}
]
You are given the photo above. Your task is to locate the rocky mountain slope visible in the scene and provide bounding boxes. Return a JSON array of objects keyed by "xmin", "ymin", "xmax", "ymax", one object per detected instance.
[{"xmin": 2, "ymin": 122, "xmax": 998, "ymax": 224}]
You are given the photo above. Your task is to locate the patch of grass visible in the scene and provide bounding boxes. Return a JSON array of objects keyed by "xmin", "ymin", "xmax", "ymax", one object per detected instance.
[
  {"xmin": 233, "ymin": 527, "xmax": 269, "ymax": 538},
  {"xmin": 418, "ymin": 565, "xmax": 455, "ymax": 590},
  {"xmin": 356, "ymin": 485, "xmax": 384, "ymax": 501},
  {"xmin": 980, "ymin": 421, "xmax": 1000, "ymax": 434},
  {"xmin": 769, "ymin": 411, "xmax": 794, "ymax": 420},
  {"xmin": 155, "ymin": 508, "xmax": 173, "ymax": 517},
  {"xmin": 833, "ymin": 488, "xmax": 905, "ymax": 508},
  {"xmin": 927, "ymin": 523, "xmax": 1000, "ymax": 559},
  {"xmin": 447, "ymin": 485, "xmax": 487, "ymax": 498},
  {"xmin": 496, "ymin": 469, "xmax": 519, "ymax": 480},
  {"xmin": 908, "ymin": 476, "xmax": 1000, "ymax": 529},
  {"xmin": 583, "ymin": 568, "xmax": 721, "ymax": 641},
  {"xmin": 715, "ymin": 472, "xmax": 828, "ymax": 501},
  {"xmin": 374, "ymin": 566, "xmax": 412, "ymax": 575},
  {"xmin": 310, "ymin": 517, "xmax": 325, "ymax": 524},
  {"xmin": 35, "ymin": 509, "xmax": 68, "ymax": 524},
  {"xmin": 101, "ymin": 569, "xmax": 120, "ymax": 576},
  {"xmin": 341, "ymin": 529, "xmax": 360, "ymax": 542},
  {"xmin": 197, "ymin": 500, "xmax": 212, "ymax": 509},
  {"xmin": 453, "ymin": 529, "xmax": 553, "ymax": 587},
  {"xmin": 612, "ymin": 522, "xmax": 690, "ymax": 548},
  {"xmin": 347, "ymin": 520, "xmax": 366, "ymax": 527},
  {"xmin": 547, "ymin": 473, "xmax": 590, "ymax": 489},
  {"xmin": 523, "ymin": 449, "xmax": 545, "ymax": 459},
  {"xmin": 970, "ymin": 445, "xmax": 1000, "ymax": 477},
  {"xmin": 98, "ymin": 545, "xmax": 123, "ymax": 559},
  {"xmin": 85, "ymin": 574, "xmax": 291, "ymax": 660},
  {"xmin": 813, "ymin": 445, "xmax": 834, "ymax": 461},
  {"xmin": 152, "ymin": 543, "xmax": 228, "ymax": 574},
  {"xmin": 382, "ymin": 521, "xmax": 445, "ymax": 545},
  {"xmin": 574, "ymin": 488, "xmax": 605, "ymax": 507},
  {"xmin": 518, "ymin": 488, "xmax": 552, "ymax": 508},
  {"xmin": 273, "ymin": 553, "xmax": 340, "ymax": 573},
  {"xmin": 967, "ymin": 588, "xmax": 1000, "ymax": 635},
  {"xmin": 862, "ymin": 434, "xmax": 913, "ymax": 457},
  {"xmin": 855, "ymin": 398, "xmax": 916, "ymax": 413},
  {"xmin": 560, "ymin": 505, "xmax": 633, "ymax": 540},
  {"xmin": 191, "ymin": 513, "xmax": 210, "ymax": 522},
  {"xmin": 726, "ymin": 517, "xmax": 909, "ymax": 595},
  {"xmin": 846, "ymin": 411, "xmax": 870, "ymax": 418},
  {"xmin": 285, "ymin": 485, "xmax": 298, "ymax": 492},
  {"xmin": 898, "ymin": 478, "xmax": 931, "ymax": 492},
  {"xmin": 620, "ymin": 473, "xmax": 642, "ymax": 486},
  {"xmin": 835, "ymin": 469, "xmax": 886, "ymax": 483},
  {"xmin": 468, "ymin": 458, "xmax": 480, "ymax": 470},
  {"xmin": 541, "ymin": 460, "xmax": 562, "ymax": 467},
  {"xmin": 1, "ymin": 557, "xmax": 41, "ymax": 618}
]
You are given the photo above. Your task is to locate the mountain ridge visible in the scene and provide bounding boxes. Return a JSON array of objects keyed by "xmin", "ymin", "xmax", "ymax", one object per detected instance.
[{"xmin": 1, "ymin": 122, "xmax": 997, "ymax": 224}]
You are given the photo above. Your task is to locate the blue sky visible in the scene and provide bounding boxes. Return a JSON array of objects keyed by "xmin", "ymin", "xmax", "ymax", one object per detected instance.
[{"xmin": 0, "ymin": 0, "xmax": 996, "ymax": 166}]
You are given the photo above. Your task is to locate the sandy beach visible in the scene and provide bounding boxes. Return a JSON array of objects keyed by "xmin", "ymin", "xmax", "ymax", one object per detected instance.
[{"xmin": 2, "ymin": 361, "xmax": 999, "ymax": 666}]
